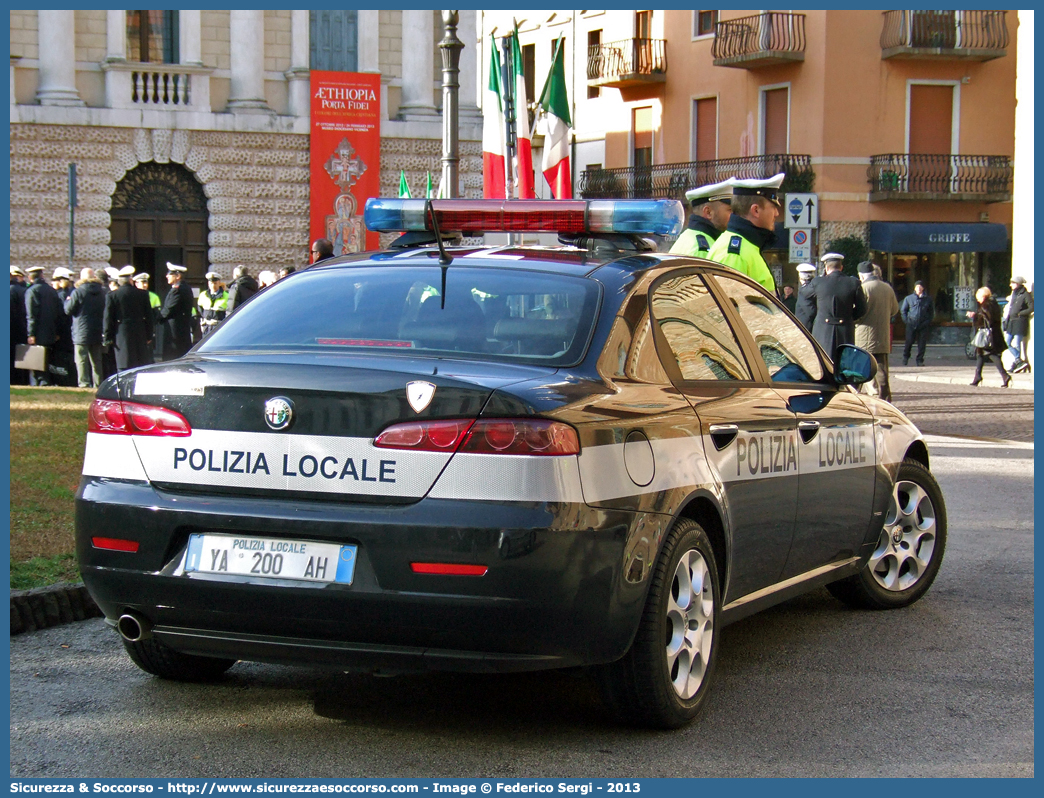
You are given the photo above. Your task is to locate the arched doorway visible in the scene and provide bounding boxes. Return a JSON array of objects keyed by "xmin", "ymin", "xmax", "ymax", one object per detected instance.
[{"xmin": 109, "ymin": 162, "xmax": 209, "ymax": 298}]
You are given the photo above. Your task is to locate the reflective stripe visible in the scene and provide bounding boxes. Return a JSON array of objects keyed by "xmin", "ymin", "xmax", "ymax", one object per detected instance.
[{"xmin": 82, "ymin": 433, "xmax": 149, "ymax": 481}]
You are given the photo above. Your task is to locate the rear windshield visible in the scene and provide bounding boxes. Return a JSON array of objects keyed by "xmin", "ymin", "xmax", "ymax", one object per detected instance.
[{"xmin": 197, "ymin": 265, "xmax": 600, "ymax": 366}]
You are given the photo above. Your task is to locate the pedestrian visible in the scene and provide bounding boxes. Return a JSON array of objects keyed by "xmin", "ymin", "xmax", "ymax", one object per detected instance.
[
  {"xmin": 159, "ymin": 262, "xmax": 195, "ymax": 359},
  {"xmin": 967, "ymin": 286, "xmax": 1010, "ymax": 388},
  {"xmin": 227, "ymin": 265, "xmax": 259, "ymax": 311},
  {"xmin": 133, "ymin": 273, "xmax": 160, "ymax": 365},
  {"xmin": 48, "ymin": 266, "xmax": 78, "ymax": 385},
  {"xmin": 64, "ymin": 266, "xmax": 107, "ymax": 387},
  {"xmin": 668, "ymin": 179, "xmax": 733, "ymax": 258},
  {"xmin": 311, "ymin": 238, "xmax": 335, "ymax": 265},
  {"xmin": 705, "ymin": 174, "xmax": 783, "ymax": 292},
  {"xmin": 10, "ymin": 266, "xmax": 29, "ymax": 385},
  {"xmin": 900, "ymin": 280, "xmax": 934, "ymax": 366},
  {"xmin": 794, "ymin": 262, "xmax": 817, "ymax": 331},
  {"xmin": 781, "ymin": 284, "xmax": 797, "ymax": 314},
  {"xmin": 806, "ymin": 253, "xmax": 867, "ymax": 362},
  {"xmin": 1004, "ymin": 275, "xmax": 1033, "ymax": 374},
  {"xmin": 198, "ymin": 271, "xmax": 229, "ymax": 337},
  {"xmin": 23, "ymin": 264, "xmax": 64, "ymax": 385},
  {"xmin": 854, "ymin": 260, "xmax": 900, "ymax": 401},
  {"xmin": 103, "ymin": 266, "xmax": 154, "ymax": 370},
  {"xmin": 278, "ymin": 265, "xmax": 296, "ymax": 280},
  {"xmin": 258, "ymin": 270, "xmax": 277, "ymax": 289}
]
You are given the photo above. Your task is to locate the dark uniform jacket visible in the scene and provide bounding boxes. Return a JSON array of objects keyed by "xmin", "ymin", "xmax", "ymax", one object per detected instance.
[
  {"xmin": 795, "ymin": 283, "xmax": 816, "ymax": 331},
  {"xmin": 10, "ymin": 280, "xmax": 28, "ymax": 345},
  {"xmin": 972, "ymin": 297, "xmax": 1007, "ymax": 357},
  {"xmin": 103, "ymin": 283, "xmax": 154, "ymax": 370},
  {"xmin": 159, "ymin": 281, "xmax": 195, "ymax": 359},
  {"xmin": 64, "ymin": 279, "xmax": 107, "ymax": 346},
  {"xmin": 807, "ymin": 271, "xmax": 867, "ymax": 359},
  {"xmin": 669, "ymin": 217, "xmax": 721, "ymax": 258},
  {"xmin": 227, "ymin": 274, "xmax": 259, "ymax": 312},
  {"xmin": 25, "ymin": 277, "xmax": 64, "ymax": 347},
  {"xmin": 1004, "ymin": 286, "xmax": 1033, "ymax": 338}
]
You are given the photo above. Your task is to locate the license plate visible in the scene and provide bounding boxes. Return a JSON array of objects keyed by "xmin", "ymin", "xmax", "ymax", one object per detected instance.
[{"xmin": 185, "ymin": 533, "xmax": 357, "ymax": 585}]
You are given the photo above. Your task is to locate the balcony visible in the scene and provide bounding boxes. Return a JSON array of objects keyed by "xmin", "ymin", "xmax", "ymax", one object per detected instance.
[
  {"xmin": 587, "ymin": 38, "xmax": 667, "ymax": 88},
  {"xmin": 101, "ymin": 61, "xmax": 213, "ymax": 111},
  {"xmin": 881, "ymin": 10, "xmax": 1008, "ymax": 61},
  {"xmin": 579, "ymin": 154, "xmax": 814, "ymax": 201},
  {"xmin": 868, "ymin": 154, "xmax": 1013, "ymax": 202},
  {"xmin": 712, "ymin": 12, "xmax": 805, "ymax": 68}
]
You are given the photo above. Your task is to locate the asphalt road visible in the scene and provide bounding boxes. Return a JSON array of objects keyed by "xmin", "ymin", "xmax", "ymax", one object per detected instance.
[{"xmin": 10, "ymin": 435, "xmax": 1033, "ymax": 778}]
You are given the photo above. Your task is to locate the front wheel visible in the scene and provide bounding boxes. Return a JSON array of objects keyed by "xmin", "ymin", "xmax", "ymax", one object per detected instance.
[
  {"xmin": 597, "ymin": 518, "xmax": 720, "ymax": 729},
  {"xmin": 827, "ymin": 458, "xmax": 947, "ymax": 610}
]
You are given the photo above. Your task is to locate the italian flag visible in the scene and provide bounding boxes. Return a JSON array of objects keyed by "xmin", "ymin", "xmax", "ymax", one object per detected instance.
[
  {"xmin": 482, "ymin": 36, "xmax": 507, "ymax": 199},
  {"xmin": 537, "ymin": 37, "xmax": 572, "ymax": 199},
  {"xmin": 509, "ymin": 25, "xmax": 535, "ymax": 198}
]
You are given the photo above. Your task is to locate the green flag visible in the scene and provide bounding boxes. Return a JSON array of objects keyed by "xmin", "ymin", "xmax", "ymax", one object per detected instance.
[{"xmin": 398, "ymin": 170, "xmax": 412, "ymax": 199}]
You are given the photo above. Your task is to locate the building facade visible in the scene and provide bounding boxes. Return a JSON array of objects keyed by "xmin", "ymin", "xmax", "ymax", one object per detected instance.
[{"xmin": 10, "ymin": 10, "xmax": 484, "ymax": 293}]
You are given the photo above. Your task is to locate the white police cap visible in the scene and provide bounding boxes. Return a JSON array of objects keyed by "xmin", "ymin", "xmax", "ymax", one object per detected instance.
[
  {"xmin": 820, "ymin": 252, "xmax": 844, "ymax": 263},
  {"xmin": 118, "ymin": 265, "xmax": 137, "ymax": 277},
  {"xmin": 730, "ymin": 173, "xmax": 785, "ymax": 207},
  {"xmin": 52, "ymin": 267, "xmax": 73, "ymax": 279},
  {"xmin": 104, "ymin": 266, "xmax": 120, "ymax": 279},
  {"xmin": 684, "ymin": 179, "xmax": 733, "ymax": 206},
  {"xmin": 205, "ymin": 271, "xmax": 222, "ymax": 280},
  {"xmin": 166, "ymin": 262, "xmax": 187, "ymax": 273},
  {"xmin": 796, "ymin": 262, "xmax": 817, "ymax": 274},
  {"xmin": 11, "ymin": 265, "xmax": 25, "ymax": 276},
  {"xmin": 133, "ymin": 272, "xmax": 150, "ymax": 282}
]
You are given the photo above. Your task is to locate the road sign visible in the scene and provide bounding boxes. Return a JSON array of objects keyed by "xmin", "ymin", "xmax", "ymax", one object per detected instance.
[
  {"xmin": 784, "ymin": 193, "xmax": 818, "ymax": 228},
  {"xmin": 789, "ymin": 228, "xmax": 812, "ymax": 262}
]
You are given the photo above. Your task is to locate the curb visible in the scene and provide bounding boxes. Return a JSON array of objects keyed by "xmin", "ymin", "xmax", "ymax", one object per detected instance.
[{"xmin": 10, "ymin": 582, "xmax": 103, "ymax": 636}]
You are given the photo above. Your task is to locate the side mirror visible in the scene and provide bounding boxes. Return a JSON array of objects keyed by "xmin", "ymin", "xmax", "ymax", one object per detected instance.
[{"xmin": 835, "ymin": 345, "xmax": 878, "ymax": 386}]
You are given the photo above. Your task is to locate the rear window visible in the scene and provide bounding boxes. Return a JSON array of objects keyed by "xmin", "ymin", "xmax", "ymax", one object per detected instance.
[{"xmin": 197, "ymin": 265, "xmax": 600, "ymax": 366}]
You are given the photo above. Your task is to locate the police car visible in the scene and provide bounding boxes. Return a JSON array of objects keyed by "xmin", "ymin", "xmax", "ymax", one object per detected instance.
[{"xmin": 76, "ymin": 198, "xmax": 946, "ymax": 728}]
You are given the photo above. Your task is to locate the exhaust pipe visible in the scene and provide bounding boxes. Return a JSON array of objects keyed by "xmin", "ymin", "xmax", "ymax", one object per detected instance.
[{"xmin": 117, "ymin": 612, "xmax": 152, "ymax": 642}]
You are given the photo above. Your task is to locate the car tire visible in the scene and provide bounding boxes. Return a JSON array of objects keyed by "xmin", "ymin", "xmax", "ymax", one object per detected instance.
[
  {"xmin": 597, "ymin": 518, "xmax": 720, "ymax": 729},
  {"xmin": 122, "ymin": 637, "xmax": 236, "ymax": 682},
  {"xmin": 827, "ymin": 458, "xmax": 947, "ymax": 610}
]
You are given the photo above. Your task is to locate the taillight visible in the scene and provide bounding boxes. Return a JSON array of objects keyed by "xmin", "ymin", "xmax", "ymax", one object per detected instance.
[
  {"xmin": 91, "ymin": 537, "xmax": 140, "ymax": 552},
  {"xmin": 374, "ymin": 418, "xmax": 579, "ymax": 456},
  {"xmin": 373, "ymin": 419, "xmax": 475, "ymax": 452},
  {"xmin": 411, "ymin": 563, "xmax": 488, "ymax": 576},
  {"xmin": 87, "ymin": 399, "xmax": 192, "ymax": 437}
]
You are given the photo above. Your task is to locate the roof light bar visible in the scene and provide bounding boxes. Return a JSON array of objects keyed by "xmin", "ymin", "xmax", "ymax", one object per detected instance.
[{"xmin": 364, "ymin": 198, "xmax": 684, "ymax": 238}]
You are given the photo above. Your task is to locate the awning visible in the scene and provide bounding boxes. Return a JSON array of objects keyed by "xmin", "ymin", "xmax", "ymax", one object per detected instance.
[{"xmin": 868, "ymin": 222, "xmax": 1009, "ymax": 253}]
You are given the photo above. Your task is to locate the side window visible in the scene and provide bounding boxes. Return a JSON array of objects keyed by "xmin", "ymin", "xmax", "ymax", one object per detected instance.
[
  {"xmin": 650, "ymin": 273, "xmax": 752, "ymax": 381},
  {"xmin": 713, "ymin": 273, "xmax": 825, "ymax": 383}
]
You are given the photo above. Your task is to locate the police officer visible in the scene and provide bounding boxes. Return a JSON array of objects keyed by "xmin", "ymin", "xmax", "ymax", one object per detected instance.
[
  {"xmin": 806, "ymin": 252, "xmax": 867, "ymax": 362},
  {"xmin": 198, "ymin": 271, "xmax": 229, "ymax": 337},
  {"xmin": 668, "ymin": 179, "xmax": 733, "ymax": 258},
  {"xmin": 705, "ymin": 173, "xmax": 783, "ymax": 292},
  {"xmin": 103, "ymin": 265, "xmax": 153, "ymax": 370},
  {"xmin": 159, "ymin": 262, "xmax": 195, "ymax": 359},
  {"xmin": 134, "ymin": 273, "xmax": 162, "ymax": 363},
  {"xmin": 10, "ymin": 266, "xmax": 29, "ymax": 385},
  {"xmin": 24, "ymin": 264, "xmax": 64, "ymax": 385},
  {"xmin": 794, "ymin": 262, "xmax": 817, "ymax": 331}
]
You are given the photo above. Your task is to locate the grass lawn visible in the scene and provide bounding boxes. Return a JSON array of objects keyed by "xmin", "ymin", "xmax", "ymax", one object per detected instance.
[{"xmin": 10, "ymin": 386, "xmax": 95, "ymax": 588}]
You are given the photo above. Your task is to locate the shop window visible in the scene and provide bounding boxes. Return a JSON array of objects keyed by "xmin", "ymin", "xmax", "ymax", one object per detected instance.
[{"xmin": 127, "ymin": 11, "xmax": 179, "ymax": 64}]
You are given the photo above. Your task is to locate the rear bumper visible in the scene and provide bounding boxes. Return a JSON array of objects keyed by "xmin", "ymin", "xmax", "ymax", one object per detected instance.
[{"xmin": 77, "ymin": 477, "xmax": 656, "ymax": 672}]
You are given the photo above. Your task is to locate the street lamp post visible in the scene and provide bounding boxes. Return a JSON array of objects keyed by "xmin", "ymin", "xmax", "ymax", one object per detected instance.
[{"xmin": 439, "ymin": 10, "xmax": 463, "ymax": 199}]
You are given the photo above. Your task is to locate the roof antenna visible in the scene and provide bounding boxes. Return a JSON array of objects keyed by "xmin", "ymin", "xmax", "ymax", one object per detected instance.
[{"xmin": 426, "ymin": 200, "xmax": 452, "ymax": 308}]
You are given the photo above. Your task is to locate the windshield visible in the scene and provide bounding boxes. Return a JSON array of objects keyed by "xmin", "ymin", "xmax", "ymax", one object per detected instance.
[{"xmin": 197, "ymin": 265, "xmax": 600, "ymax": 366}]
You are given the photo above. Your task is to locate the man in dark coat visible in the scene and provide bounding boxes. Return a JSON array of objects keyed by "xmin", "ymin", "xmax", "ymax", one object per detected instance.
[
  {"xmin": 794, "ymin": 263, "xmax": 817, "ymax": 331},
  {"xmin": 806, "ymin": 253, "xmax": 867, "ymax": 363},
  {"xmin": 900, "ymin": 280, "xmax": 935, "ymax": 366},
  {"xmin": 103, "ymin": 267, "xmax": 154, "ymax": 370},
  {"xmin": 64, "ymin": 268, "xmax": 108, "ymax": 387},
  {"xmin": 227, "ymin": 265, "xmax": 259, "ymax": 312},
  {"xmin": 24, "ymin": 265, "xmax": 65, "ymax": 385},
  {"xmin": 10, "ymin": 266, "xmax": 29, "ymax": 385},
  {"xmin": 1004, "ymin": 275, "xmax": 1033, "ymax": 373},
  {"xmin": 159, "ymin": 262, "xmax": 195, "ymax": 359}
]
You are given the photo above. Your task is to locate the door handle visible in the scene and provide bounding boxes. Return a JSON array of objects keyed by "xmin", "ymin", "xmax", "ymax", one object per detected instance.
[
  {"xmin": 708, "ymin": 424, "xmax": 739, "ymax": 450},
  {"xmin": 798, "ymin": 420, "xmax": 821, "ymax": 444}
]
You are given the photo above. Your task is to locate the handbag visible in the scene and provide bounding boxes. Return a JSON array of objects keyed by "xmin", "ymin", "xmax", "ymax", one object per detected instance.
[
  {"xmin": 972, "ymin": 327, "xmax": 993, "ymax": 350},
  {"xmin": 13, "ymin": 344, "xmax": 47, "ymax": 371}
]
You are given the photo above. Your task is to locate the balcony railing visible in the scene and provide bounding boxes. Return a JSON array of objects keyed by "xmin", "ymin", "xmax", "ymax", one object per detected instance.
[
  {"xmin": 712, "ymin": 12, "xmax": 805, "ymax": 68},
  {"xmin": 101, "ymin": 61, "xmax": 213, "ymax": 111},
  {"xmin": 587, "ymin": 38, "xmax": 667, "ymax": 88},
  {"xmin": 579, "ymin": 154, "xmax": 814, "ymax": 202},
  {"xmin": 881, "ymin": 10, "xmax": 1008, "ymax": 61},
  {"xmin": 868, "ymin": 154, "xmax": 1013, "ymax": 202}
]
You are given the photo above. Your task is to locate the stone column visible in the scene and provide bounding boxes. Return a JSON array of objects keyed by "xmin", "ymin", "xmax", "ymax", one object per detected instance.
[
  {"xmin": 284, "ymin": 9, "xmax": 310, "ymax": 118},
  {"xmin": 105, "ymin": 10, "xmax": 126, "ymax": 62},
  {"xmin": 358, "ymin": 10, "xmax": 379, "ymax": 72},
  {"xmin": 36, "ymin": 10, "xmax": 84, "ymax": 106},
  {"xmin": 179, "ymin": 10, "xmax": 202, "ymax": 65},
  {"xmin": 457, "ymin": 9, "xmax": 482, "ymax": 121},
  {"xmin": 399, "ymin": 9, "xmax": 437, "ymax": 118},
  {"xmin": 228, "ymin": 9, "xmax": 271, "ymax": 113}
]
